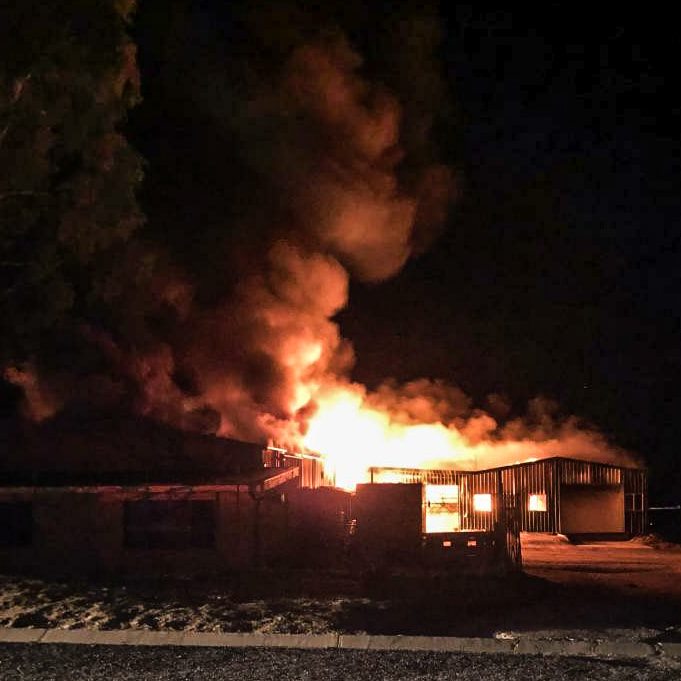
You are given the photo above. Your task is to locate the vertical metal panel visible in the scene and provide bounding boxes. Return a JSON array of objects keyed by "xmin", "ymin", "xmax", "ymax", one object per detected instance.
[
  {"xmin": 558, "ymin": 459, "xmax": 622, "ymax": 486},
  {"xmin": 361, "ymin": 458, "xmax": 647, "ymax": 536},
  {"xmin": 460, "ymin": 469, "xmax": 497, "ymax": 531},
  {"xmin": 264, "ymin": 449, "xmax": 333, "ymax": 490},
  {"xmin": 554, "ymin": 459, "xmax": 562, "ymax": 534},
  {"xmin": 501, "ymin": 459, "xmax": 556, "ymax": 533},
  {"xmin": 299, "ymin": 457, "xmax": 333, "ymax": 489},
  {"xmin": 623, "ymin": 467, "xmax": 648, "ymax": 535},
  {"xmin": 494, "ymin": 459, "xmax": 647, "ymax": 534}
]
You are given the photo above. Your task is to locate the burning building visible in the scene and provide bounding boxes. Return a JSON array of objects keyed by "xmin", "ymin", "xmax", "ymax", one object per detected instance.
[
  {"xmin": 267, "ymin": 449, "xmax": 647, "ymax": 571},
  {"xmin": 362, "ymin": 457, "xmax": 647, "ymax": 537},
  {"xmin": 0, "ymin": 4, "xmax": 648, "ymax": 577},
  {"xmin": 0, "ymin": 410, "xmax": 646, "ymax": 577}
]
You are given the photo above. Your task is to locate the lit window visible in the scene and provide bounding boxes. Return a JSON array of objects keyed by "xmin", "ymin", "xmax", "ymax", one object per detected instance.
[
  {"xmin": 425, "ymin": 484, "xmax": 460, "ymax": 533},
  {"xmin": 425, "ymin": 484, "xmax": 459, "ymax": 504},
  {"xmin": 473, "ymin": 493, "xmax": 492, "ymax": 512},
  {"xmin": 426, "ymin": 512, "xmax": 460, "ymax": 533},
  {"xmin": 528, "ymin": 493, "xmax": 547, "ymax": 512}
]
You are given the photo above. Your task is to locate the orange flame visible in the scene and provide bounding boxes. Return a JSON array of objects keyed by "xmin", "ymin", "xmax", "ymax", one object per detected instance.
[
  {"xmin": 300, "ymin": 382, "xmax": 630, "ymax": 491},
  {"xmin": 302, "ymin": 384, "xmax": 476, "ymax": 489}
]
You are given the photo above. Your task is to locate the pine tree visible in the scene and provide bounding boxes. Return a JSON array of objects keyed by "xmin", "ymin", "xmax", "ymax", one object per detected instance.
[{"xmin": 0, "ymin": 0, "xmax": 145, "ymax": 364}]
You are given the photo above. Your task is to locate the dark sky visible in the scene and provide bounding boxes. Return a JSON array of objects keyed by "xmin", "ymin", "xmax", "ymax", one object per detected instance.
[
  {"xmin": 127, "ymin": 3, "xmax": 680, "ymax": 501},
  {"xmin": 342, "ymin": 6, "xmax": 681, "ymax": 500}
]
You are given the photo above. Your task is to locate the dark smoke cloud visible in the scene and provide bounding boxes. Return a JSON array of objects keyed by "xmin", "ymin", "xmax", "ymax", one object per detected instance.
[{"xmin": 6, "ymin": 0, "xmax": 633, "ymax": 470}]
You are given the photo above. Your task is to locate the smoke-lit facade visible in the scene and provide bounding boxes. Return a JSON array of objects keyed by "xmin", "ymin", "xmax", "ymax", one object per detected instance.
[
  {"xmin": 360, "ymin": 457, "xmax": 648, "ymax": 536},
  {"xmin": 281, "ymin": 452, "xmax": 647, "ymax": 537},
  {"xmin": 0, "ymin": 411, "xmax": 646, "ymax": 578}
]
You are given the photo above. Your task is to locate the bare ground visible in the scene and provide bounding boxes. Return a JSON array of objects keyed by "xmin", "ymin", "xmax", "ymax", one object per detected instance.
[{"xmin": 1, "ymin": 534, "xmax": 680, "ymax": 644}]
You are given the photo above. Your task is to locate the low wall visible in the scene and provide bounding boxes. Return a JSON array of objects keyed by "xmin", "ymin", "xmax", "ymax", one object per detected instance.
[{"xmin": 0, "ymin": 488, "xmax": 289, "ymax": 576}]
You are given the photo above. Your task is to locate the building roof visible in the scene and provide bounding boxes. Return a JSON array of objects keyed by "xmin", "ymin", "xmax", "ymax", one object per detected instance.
[
  {"xmin": 0, "ymin": 465, "xmax": 299, "ymax": 494},
  {"xmin": 0, "ymin": 410, "xmax": 270, "ymax": 487},
  {"xmin": 368, "ymin": 455, "xmax": 646, "ymax": 481}
]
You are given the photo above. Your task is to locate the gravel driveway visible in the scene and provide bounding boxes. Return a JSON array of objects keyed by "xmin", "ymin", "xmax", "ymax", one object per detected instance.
[{"xmin": 2, "ymin": 644, "xmax": 681, "ymax": 681}]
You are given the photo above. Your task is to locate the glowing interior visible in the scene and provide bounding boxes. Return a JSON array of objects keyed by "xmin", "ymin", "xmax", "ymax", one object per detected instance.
[
  {"xmin": 528, "ymin": 493, "xmax": 547, "ymax": 512},
  {"xmin": 473, "ymin": 493, "xmax": 492, "ymax": 512}
]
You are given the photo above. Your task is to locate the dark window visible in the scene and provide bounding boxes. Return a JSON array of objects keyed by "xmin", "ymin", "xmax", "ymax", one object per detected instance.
[
  {"xmin": 0, "ymin": 502, "xmax": 33, "ymax": 547},
  {"xmin": 124, "ymin": 500, "xmax": 215, "ymax": 549}
]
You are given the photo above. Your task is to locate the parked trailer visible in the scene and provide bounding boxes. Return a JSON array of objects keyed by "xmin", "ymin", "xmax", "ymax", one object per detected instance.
[{"xmin": 352, "ymin": 482, "xmax": 521, "ymax": 573}]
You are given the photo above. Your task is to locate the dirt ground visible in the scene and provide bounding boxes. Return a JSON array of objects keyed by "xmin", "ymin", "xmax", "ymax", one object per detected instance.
[
  {"xmin": 507, "ymin": 533, "xmax": 681, "ymax": 642},
  {"xmin": 0, "ymin": 534, "xmax": 680, "ymax": 642},
  {"xmin": 522, "ymin": 533, "xmax": 681, "ymax": 600}
]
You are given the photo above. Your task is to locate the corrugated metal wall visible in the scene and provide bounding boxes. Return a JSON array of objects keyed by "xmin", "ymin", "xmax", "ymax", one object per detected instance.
[
  {"xmin": 501, "ymin": 460, "xmax": 559, "ymax": 533},
  {"xmin": 623, "ymin": 467, "xmax": 648, "ymax": 535},
  {"xmin": 276, "ymin": 452, "xmax": 647, "ymax": 537},
  {"xmin": 368, "ymin": 467, "xmax": 502, "ymax": 531},
  {"xmin": 495, "ymin": 459, "xmax": 646, "ymax": 534},
  {"xmin": 366, "ymin": 459, "xmax": 647, "ymax": 536},
  {"xmin": 264, "ymin": 449, "xmax": 334, "ymax": 489},
  {"xmin": 459, "ymin": 469, "xmax": 500, "ymax": 531},
  {"xmin": 558, "ymin": 459, "xmax": 622, "ymax": 486},
  {"xmin": 369, "ymin": 468, "xmax": 463, "ymax": 486}
]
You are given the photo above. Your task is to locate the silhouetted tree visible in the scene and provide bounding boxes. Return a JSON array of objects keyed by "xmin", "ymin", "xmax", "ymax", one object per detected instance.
[{"xmin": 0, "ymin": 0, "xmax": 145, "ymax": 365}]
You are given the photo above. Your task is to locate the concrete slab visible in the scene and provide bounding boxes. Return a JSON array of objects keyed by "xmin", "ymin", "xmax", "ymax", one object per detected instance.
[
  {"xmin": 1, "ymin": 626, "xmax": 680, "ymax": 660},
  {"xmin": 133, "ymin": 631, "xmax": 187, "ymax": 646},
  {"xmin": 592, "ymin": 641, "xmax": 655, "ymax": 658},
  {"xmin": 339, "ymin": 634, "xmax": 515, "ymax": 654},
  {"xmin": 260, "ymin": 634, "xmax": 338, "ymax": 649},
  {"xmin": 454, "ymin": 637, "xmax": 516, "ymax": 654},
  {"xmin": 178, "ymin": 632, "xmax": 338, "ymax": 649},
  {"xmin": 514, "ymin": 638, "xmax": 595, "ymax": 657},
  {"xmin": 40, "ymin": 629, "xmax": 149, "ymax": 646},
  {"xmin": 179, "ymin": 632, "xmax": 264, "ymax": 647},
  {"xmin": 337, "ymin": 634, "xmax": 371, "ymax": 650},
  {"xmin": 0, "ymin": 627, "xmax": 46, "ymax": 643}
]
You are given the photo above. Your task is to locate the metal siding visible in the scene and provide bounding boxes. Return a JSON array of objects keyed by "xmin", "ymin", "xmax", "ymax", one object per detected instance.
[
  {"xmin": 623, "ymin": 468, "xmax": 648, "ymax": 535},
  {"xmin": 558, "ymin": 459, "xmax": 622, "ymax": 486},
  {"xmin": 368, "ymin": 468, "xmax": 464, "ymax": 487},
  {"xmin": 503, "ymin": 459, "xmax": 556, "ymax": 533},
  {"xmin": 461, "ymin": 470, "xmax": 497, "ymax": 531},
  {"xmin": 365, "ymin": 458, "xmax": 646, "ymax": 536},
  {"xmin": 554, "ymin": 460, "xmax": 562, "ymax": 534}
]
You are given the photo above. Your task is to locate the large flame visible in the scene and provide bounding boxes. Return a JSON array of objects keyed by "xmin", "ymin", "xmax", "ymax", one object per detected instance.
[
  {"xmin": 300, "ymin": 383, "xmax": 484, "ymax": 490},
  {"xmin": 302, "ymin": 385, "xmax": 471, "ymax": 489},
  {"xmin": 299, "ymin": 381, "xmax": 631, "ymax": 491}
]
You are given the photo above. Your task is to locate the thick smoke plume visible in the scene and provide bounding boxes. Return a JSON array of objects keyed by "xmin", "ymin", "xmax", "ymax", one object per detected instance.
[{"xmin": 6, "ymin": 2, "xmax": 635, "ymax": 472}]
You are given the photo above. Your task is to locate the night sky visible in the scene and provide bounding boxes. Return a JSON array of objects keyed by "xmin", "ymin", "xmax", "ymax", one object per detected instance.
[
  {"xmin": 124, "ymin": 2, "xmax": 680, "ymax": 501},
  {"xmin": 342, "ymin": 6, "xmax": 681, "ymax": 502},
  {"xmin": 3, "ymin": 3, "xmax": 677, "ymax": 502}
]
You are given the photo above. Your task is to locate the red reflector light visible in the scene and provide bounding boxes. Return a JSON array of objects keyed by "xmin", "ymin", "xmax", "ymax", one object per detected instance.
[
  {"xmin": 442, "ymin": 540, "xmax": 452, "ymax": 547},
  {"xmin": 467, "ymin": 539, "xmax": 477, "ymax": 547}
]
